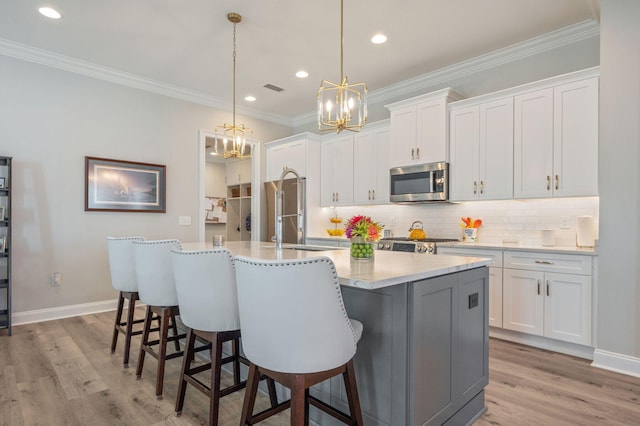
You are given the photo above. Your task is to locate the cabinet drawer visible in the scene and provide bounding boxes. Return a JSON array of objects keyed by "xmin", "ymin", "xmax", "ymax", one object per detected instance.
[
  {"xmin": 438, "ymin": 247, "xmax": 503, "ymax": 268},
  {"xmin": 503, "ymin": 251, "xmax": 591, "ymax": 275}
]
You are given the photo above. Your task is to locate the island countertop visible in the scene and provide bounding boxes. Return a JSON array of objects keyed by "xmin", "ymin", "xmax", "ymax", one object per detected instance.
[{"xmin": 180, "ymin": 241, "xmax": 491, "ymax": 290}]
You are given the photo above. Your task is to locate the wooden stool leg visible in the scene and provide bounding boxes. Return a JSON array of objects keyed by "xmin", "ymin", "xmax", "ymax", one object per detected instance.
[
  {"xmin": 343, "ymin": 360, "xmax": 364, "ymax": 425},
  {"xmin": 175, "ymin": 327, "xmax": 195, "ymax": 415},
  {"xmin": 209, "ymin": 332, "xmax": 223, "ymax": 426},
  {"xmin": 290, "ymin": 375, "xmax": 306, "ymax": 426},
  {"xmin": 232, "ymin": 337, "xmax": 241, "ymax": 385},
  {"xmin": 267, "ymin": 378, "xmax": 278, "ymax": 408},
  {"xmin": 240, "ymin": 363, "xmax": 261, "ymax": 426},
  {"xmin": 110, "ymin": 292, "xmax": 125, "ymax": 354},
  {"xmin": 136, "ymin": 305, "xmax": 153, "ymax": 379},
  {"xmin": 155, "ymin": 307, "xmax": 171, "ymax": 399},
  {"xmin": 122, "ymin": 293, "xmax": 137, "ymax": 368},
  {"xmin": 170, "ymin": 312, "xmax": 181, "ymax": 352}
]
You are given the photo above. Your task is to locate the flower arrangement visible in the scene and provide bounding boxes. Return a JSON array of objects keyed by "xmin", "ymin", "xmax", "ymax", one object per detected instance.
[
  {"xmin": 344, "ymin": 215, "xmax": 384, "ymax": 242},
  {"xmin": 460, "ymin": 217, "xmax": 482, "ymax": 228}
]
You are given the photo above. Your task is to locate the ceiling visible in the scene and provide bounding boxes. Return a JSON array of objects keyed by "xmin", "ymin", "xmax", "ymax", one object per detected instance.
[{"xmin": 0, "ymin": 1, "xmax": 600, "ymax": 127}]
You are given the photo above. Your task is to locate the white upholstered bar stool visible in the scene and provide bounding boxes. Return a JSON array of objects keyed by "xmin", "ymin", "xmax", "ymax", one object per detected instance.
[
  {"xmin": 235, "ymin": 255, "xmax": 364, "ymax": 426},
  {"xmin": 107, "ymin": 236, "xmax": 147, "ymax": 368},
  {"xmin": 133, "ymin": 239, "xmax": 185, "ymax": 399},
  {"xmin": 171, "ymin": 248, "xmax": 277, "ymax": 425}
]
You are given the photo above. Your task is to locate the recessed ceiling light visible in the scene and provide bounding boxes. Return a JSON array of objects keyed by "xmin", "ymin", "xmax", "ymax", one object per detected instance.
[
  {"xmin": 371, "ymin": 33, "xmax": 387, "ymax": 44},
  {"xmin": 244, "ymin": 95, "xmax": 256, "ymax": 102},
  {"xmin": 296, "ymin": 70, "xmax": 309, "ymax": 79},
  {"xmin": 38, "ymin": 7, "xmax": 62, "ymax": 19}
]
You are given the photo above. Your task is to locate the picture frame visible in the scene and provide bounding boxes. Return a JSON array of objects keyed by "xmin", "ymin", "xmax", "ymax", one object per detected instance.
[
  {"xmin": 0, "ymin": 206, "xmax": 4, "ymax": 221},
  {"xmin": 0, "ymin": 236, "xmax": 5, "ymax": 252},
  {"xmin": 0, "ymin": 177, "xmax": 5, "ymax": 189},
  {"xmin": 85, "ymin": 156, "xmax": 166, "ymax": 212}
]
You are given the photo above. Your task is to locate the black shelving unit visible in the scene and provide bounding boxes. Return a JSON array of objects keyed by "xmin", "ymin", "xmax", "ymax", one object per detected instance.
[{"xmin": 0, "ymin": 156, "xmax": 12, "ymax": 335}]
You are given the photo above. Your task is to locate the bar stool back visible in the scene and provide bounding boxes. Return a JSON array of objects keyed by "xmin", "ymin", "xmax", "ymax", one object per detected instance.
[
  {"xmin": 235, "ymin": 255, "xmax": 364, "ymax": 425},
  {"xmin": 107, "ymin": 236, "xmax": 145, "ymax": 368},
  {"xmin": 133, "ymin": 239, "xmax": 185, "ymax": 399}
]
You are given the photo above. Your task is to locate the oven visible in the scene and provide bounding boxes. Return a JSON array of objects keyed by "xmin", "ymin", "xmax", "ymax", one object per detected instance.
[{"xmin": 377, "ymin": 237, "xmax": 458, "ymax": 254}]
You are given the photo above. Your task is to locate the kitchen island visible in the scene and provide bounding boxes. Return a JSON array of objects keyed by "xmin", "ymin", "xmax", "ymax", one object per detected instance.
[{"xmin": 182, "ymin": 241, "xmax": 492, "ymax": 426}]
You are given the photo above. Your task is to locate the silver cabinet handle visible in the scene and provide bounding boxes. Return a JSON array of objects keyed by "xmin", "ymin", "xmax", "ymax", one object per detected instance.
[
  {"xmin": 480, "ymin": 180, "xmax": 484, "ymax": 194},
  {"xmin": 372, "ymin": 189, "xmax": 375, "ymax": 200},
  {"xmin": 368, "ymin": 190, "xmax": 371, "ymax": 200},
  {"xmin": 555, "ymin": 174, "xmax": 559, "ymax": 190},
  {"xmin": 534, "ymin": 260, "xmax": 554, "ymax": 265},
  {"xmin": 411, "ymin": 148, "xmax": 415, "ymax": 160},
  {"xmin": 546, "ymin": 280, "xmax": 550, "ymax": 296},
  {"xmin": 546, "ymin": 175, "xmax": 551, "ymax": 191},
  {"xmin": 473, "ymin": 181, "xmax": 477, "ymax": 194},
  {"xmin": 416, "ymin": 147, "xmax": 420, "ymax": 159},
  {"xmin": 336, "ymin": 192, "xmax": 339, "ymax": 202},
  {"xmin": 537, "ymin": 280, "xmax": 541, "ymax": 295}
]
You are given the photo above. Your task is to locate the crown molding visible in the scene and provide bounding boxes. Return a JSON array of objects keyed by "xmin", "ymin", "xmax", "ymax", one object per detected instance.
[
  {"xmin": 291, "ymin": 19, "xmax": 600, "ymax": 128},
  {"xmin": 1, "ymin": 18, "xmax": 599, "ymax": 131},
  {"xmin": 0, "ymin": 37, "xmax": 294, "ymax": 127}
]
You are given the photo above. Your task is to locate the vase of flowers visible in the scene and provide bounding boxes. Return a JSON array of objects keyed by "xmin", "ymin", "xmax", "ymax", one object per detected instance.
[{"xmin": 345, "ymin": 215, "xmax": 383, "ymax": 260}]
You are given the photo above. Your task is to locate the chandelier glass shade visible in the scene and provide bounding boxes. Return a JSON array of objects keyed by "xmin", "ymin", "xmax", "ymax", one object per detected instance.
[
  {"xmin": 212, "ymin": 12, "xmax": 253, "ymax": 159},
  {"xmin": 317, "ymin": 0, "xmax": 367, "ymax": 133}
]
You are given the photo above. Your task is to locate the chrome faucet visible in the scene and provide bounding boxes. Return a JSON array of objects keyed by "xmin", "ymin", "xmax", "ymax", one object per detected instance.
[{"xmin": 275, "ymin": 167, "xmax": 304, "ymax": 250}]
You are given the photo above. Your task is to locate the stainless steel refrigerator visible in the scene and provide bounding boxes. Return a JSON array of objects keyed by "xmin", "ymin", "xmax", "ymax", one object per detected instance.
[{"xmin": 264, "ymin": 177, "xmax": 306, "ymax": 244}]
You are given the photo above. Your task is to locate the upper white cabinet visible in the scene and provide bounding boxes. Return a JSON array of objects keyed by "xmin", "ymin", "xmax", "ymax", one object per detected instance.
[
  {"xmin": 386, "ymin": 88, "xmax": 464, "ymax": 167},
  {"xmin": 321, "ymin": 134, "xmax": 354, "ymax": 206},
  {"xmin": 514, "ymin": 76, "xmax": 599, "ymax": 198},
  {"xmin": 449, "ymin": 97, "xmax": 514, "ymax": 201},
  {"xmin": 225, "ymin": 158, "xmax": 251, "ymax": 186},
  {"xmin": 353, "ymin": 125, "xmax": 391, "ymax": 205},
  {"xmin": 265, "ymin": 133, "xmax": 321, "ymax": 182}
]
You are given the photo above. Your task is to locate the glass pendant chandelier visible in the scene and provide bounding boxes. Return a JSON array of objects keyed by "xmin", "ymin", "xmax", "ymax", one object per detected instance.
[
  {"xmin": 211, "ymin": 12, "xmax": 253, "ymax": 159},
  {"xmin": 317, "ymin": 0, "xmax": 367, "ymax": 133}
]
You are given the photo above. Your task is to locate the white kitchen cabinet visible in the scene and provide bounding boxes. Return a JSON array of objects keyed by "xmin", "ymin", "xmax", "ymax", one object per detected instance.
[
  {"xmin": 386, "ymin": 88, "xmax": 463, "ymax": 167},
  {"xmin": 449, "ymin": 98, "xmax": 514, "ymax": 201},
  {"xmin": 514, "ymin": 77, "xmax": 598, "ymax": 199},
  {"xmin": 265, "ymin": 133, "xmax": 322, "ymax": 182},
  {"xmin": 437, "ymin": 247, "xmax": 503, "ymax": 328},
  {"xmin": 503, "ymin": 251, "xmax": 592, "ymax": 346},
  {"xmin": 225, "ymin": 158, "xmax": 251, "ymax": 186},
  {"xmin": 353, "ymin": 125, "xmax": 390, "ymax": 205},
  {"xmin": 321, "ymin": 134, "xmax": 354, "ymax": 206}
]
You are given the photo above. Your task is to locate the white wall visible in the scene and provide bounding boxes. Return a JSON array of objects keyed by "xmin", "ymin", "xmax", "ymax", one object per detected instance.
[
  {"xmin": 598, "ymin": 0, "xmax": 640, "ymax": 359},
  {"xmin": 0, "ymin": 54, "xmax": 291, "ymax": 316}
]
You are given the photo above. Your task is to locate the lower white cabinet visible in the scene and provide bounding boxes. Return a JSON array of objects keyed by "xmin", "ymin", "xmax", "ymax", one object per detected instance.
[{"xmin": 503, "ymin": 251, "xmax": 592, "ymax": 346}]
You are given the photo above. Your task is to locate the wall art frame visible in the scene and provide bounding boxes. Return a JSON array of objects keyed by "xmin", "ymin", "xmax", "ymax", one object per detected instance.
[{"xmin": 85, "ymin": 156, "xmax": 166, "ymax": 212}]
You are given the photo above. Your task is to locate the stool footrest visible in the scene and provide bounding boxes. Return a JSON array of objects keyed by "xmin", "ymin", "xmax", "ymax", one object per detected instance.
[{"xmin": 308, "ymin": 394, "xmax": 353, "ymax": 424}]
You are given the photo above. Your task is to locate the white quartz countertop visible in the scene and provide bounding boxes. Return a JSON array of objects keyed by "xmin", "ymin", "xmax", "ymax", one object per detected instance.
[
  {"xmin": 180, "ymin": 241, "xmax": 492, "ymax": 290},
  {"xmin": 437, "ymin": 241, "xmax": 597, "ymax": 256}
]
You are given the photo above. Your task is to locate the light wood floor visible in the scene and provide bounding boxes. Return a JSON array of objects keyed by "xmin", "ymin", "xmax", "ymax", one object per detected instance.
[{"xmin": 1, "ymin": 309, "xmax": 639, "ymax": 425}]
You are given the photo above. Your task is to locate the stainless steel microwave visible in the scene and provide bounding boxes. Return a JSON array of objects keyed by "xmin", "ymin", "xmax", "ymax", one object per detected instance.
[{"xmin": 389, "ymin": 162, "xmax": 449, "ymax": 202}]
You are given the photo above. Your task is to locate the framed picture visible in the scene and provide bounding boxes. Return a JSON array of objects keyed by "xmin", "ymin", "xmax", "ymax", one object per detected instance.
[
  {"xmin": 0, "ymin": 236, "xmax": 5, "ymax": 252},
  {"xmin": 85, "ymin": 156, "xmax": 166, "ymax": 212},
  {"xmin": 0, "ymin": 177, "xmax": 5, "ymax": 189},
  {"xmin": 0, "ymin": 206, "xmax": 4, "ymax": 221}
]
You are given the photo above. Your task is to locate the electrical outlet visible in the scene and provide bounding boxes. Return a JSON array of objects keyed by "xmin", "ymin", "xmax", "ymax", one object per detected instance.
[
  {"xmin": 51, "ymin": 272, "xmax": 62, "ymax": 286},
  {"xmin": 560, "ymin": 217, "xmax": 570, "ymax": 229}
]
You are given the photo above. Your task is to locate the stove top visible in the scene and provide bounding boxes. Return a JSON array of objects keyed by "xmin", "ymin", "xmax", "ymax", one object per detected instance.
[
  {"xmin": 377, "ymin": 237, "xmax": 459, "ymax": 254},
  {"xmin": 379, "ymin": 237, "xmax": 459, "ymax": 243}
]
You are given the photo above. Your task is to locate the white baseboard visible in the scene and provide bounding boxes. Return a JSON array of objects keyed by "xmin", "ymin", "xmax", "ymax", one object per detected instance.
[
  {"xmin": 592, "ymin": 349, "xmax": 640, "ymax": 378},
  {"xmin": 12, "ymin": 299, "xmax": 118, "ymax": 326}
]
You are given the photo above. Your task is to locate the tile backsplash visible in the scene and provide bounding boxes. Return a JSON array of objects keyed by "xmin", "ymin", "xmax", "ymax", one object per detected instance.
[{"xmin": 311, "ymin": 197, "xmax": 599, "ymax": 247}]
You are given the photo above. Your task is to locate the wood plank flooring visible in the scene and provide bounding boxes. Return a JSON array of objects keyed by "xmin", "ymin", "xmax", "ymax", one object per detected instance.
[{"xmin": 1, "ymin": 309, "xmax": 639, "ymax": 425}]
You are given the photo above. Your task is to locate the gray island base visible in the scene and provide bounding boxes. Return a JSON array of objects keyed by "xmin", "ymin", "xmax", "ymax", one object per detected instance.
[{"xmin": 180, "ymin": 242, "xmax": 491, "ymax": 425}]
